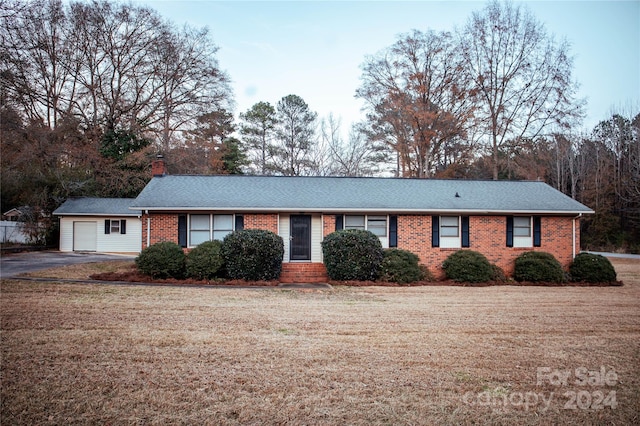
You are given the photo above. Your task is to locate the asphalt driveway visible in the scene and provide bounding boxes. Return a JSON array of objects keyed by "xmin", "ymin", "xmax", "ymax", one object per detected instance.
[{"xmin": 0, "ymin": 251, "xmax": 136, "ymax": 279}]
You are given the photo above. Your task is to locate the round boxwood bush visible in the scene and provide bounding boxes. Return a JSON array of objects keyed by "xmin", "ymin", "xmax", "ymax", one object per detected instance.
[
  {"xmin": 221, "ymin": 229, "xmax": 284, "ymax": 281},
  {"xmin": 441, "ymin": 250, "xmax": 492, "ymax": 283},
  {"xmin": 135, "ymin": 241, "xmax": 186, "ymax": 279},
  {"xmin": 513, "ymin": 251, "xmax": 564, "ymax": 283},
  {"xmin": 570, "ymin": 253, "xmax": 617, "ymax": 283},
  {"xmin": 490, "ymin": 263, "xmax": 508, "ymax": 283},
  {"xmin": 379, "ymin": 249, "xmax": 425, "ymax": 284},
  {"xmin": 322, "ymin": 229, "xmax": 383, "ymax": 281},
  {"xmin": 186, "ymin": 240, "xmax": 224, "ymax": 280}
]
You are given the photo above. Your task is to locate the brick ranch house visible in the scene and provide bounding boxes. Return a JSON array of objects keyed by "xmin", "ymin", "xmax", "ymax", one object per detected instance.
[{"xmin": 126, "ymin": 159, "xmax": 594, "ymax": 283}]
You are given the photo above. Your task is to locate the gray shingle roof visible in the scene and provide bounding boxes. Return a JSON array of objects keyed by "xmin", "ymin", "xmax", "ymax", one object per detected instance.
[
  {"xmin": 130, "ymin": 175, "xmax": 593, "ymax": 214},
  {"xmin": 53, "ymin": 198, "xmax": 140, "ymax": 216}
]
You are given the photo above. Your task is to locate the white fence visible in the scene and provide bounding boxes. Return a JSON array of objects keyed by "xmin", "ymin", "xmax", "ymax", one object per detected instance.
[{"xmin": 0, "ymin": 221, "xmax": 31, "ymax": 243}]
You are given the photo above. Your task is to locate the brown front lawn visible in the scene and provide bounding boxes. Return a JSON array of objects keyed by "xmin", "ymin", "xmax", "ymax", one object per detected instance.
[{"xmin": 2, "ymin": 258, "xmax": 638, "ymax": 424}]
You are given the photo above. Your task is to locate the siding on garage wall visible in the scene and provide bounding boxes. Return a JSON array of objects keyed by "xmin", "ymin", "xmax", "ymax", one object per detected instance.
[{"xmin": 59, "ymin": 216, "xmax": 142, "ymax": 253}]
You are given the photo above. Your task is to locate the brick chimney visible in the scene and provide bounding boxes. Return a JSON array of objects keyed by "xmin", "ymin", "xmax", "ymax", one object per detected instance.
[{"xmin": 151, "ymin": 155, "xmax": 167, "ymax": 177}]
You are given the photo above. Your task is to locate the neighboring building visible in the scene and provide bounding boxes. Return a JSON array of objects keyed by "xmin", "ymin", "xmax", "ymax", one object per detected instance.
[
  {"xmin": 129, "ymin": 159, "xmax": 593, "ymax": 282},
  {"xmin": 2, "ymin": 206, "xmax": 34, "ymax": 222},
  {"xmin": 0, "ymin": 220, "xmax": 29, "ymax": 243},
  {"xmin": 53, "ymin": 198, "xmax": 142, "ymax": 253},
  {"xmin": 2, "ymin": 206, "xmax": 44, "ymax": 244}
]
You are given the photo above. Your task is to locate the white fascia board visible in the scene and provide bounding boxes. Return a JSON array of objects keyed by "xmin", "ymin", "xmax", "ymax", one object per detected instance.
[
  {"xmin": 54, "ymin": 212, "xmax": 142, "ymax": 217},
  {"xmin": 133, "ymin": 207, "xmax": 594, "ymax": 215}
]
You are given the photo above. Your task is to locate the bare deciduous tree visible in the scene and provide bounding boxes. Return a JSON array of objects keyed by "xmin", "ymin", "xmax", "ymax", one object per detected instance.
[
  {"xmin": 459, "ymin": 0, "xmax": 584, "ymax": 180},
  {"xmin": 320, "ymin": 115, "xmax": 387, "ymax": 177},
  {"xmin": 357, "ymin": 29, "xmax": 476, "ymax": 178},
  {"xmin": 2, "ymin": 0, "xmax": 232, "ymax": 150}
]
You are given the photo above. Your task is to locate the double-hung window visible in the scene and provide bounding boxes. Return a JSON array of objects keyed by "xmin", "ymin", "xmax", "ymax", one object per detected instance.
[
  {"xmin": 432, "ymin": 216, "xmax": 470, "ymax": 248},
  {"xmin": 439, "ymin": 216, "xmax": 460, "ymax": 248},
  {"xmin": 188, "ymin": 214, "xmax": 235, "ymax": 246},
  {"xmin": 344, "ymin": 215, "xmax": 366, "ymax": 230},
  {"xmin": 507, "ymin": 216, "xmax": 541, "ymax": 248},
  {"xmin": 104, "ymin": 219, "xmax": 126, "ymax": 235},
  {"xmin": 341, "ymin": 214, "xmax": 389, "ymax": 247},
  {"xmin": 189, "ymin": 215, "xmax": 210, "ymax": 246},
  {"xmin": 366, "ymin": 216, "xmax": 387, "ymax": 237},
  {"xmin": 513, "ymin": 217, "xmax": 532, "ymax": 247}
]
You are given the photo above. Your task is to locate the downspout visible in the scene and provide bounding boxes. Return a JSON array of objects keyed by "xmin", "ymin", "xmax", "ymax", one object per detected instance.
[
  {"xmin": 572, "ymin": 213, "xmax": 582, "ymax": 258},
  {"xmin": 146, "ymin": 210, "xmax": 150, "ymax": 249}
]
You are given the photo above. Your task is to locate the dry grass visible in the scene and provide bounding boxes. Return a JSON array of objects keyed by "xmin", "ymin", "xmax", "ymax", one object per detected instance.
[
  {"xmin": 22, "ymin": 260, "xmax": 135, "ymax": 280},
  {"xmin": 2, "ymin": 258, "xmax": 639, "ymax": 425}
]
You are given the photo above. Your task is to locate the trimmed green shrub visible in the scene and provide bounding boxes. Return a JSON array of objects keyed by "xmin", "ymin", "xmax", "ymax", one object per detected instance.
[
  {"xmin": 222, "ymin": 229, "xmax": 284, "ymax": 281},
  {"xmin": 135, "ymin": 241, "xmax": 186, "ymax": 279},
  {"xmin": 379, "ymin": 249, "xmax": 425, "ymax": 284},
  {"xmin": 513, "ymin": 251, "xmax": 564, "ymax": 283},
  {"xmin": 186, "ymin": 240, "xmax": 224, "ymax": 280},
  {"xmin": 490, "ymin": 263, "xmax": 508, "ymax": 283},
  {"xmin": 420, "ymin": 265, "xmax": 436, "ymax": 282},
  {"xmin": 322, "ymin": 229, "xmax": 384, "ymax": 281},
  {"xmin": 442, "ymin": 250, "xmax": 492, "ymax": 283},
  {"xmin": 570, "ymin": 253, "xmax": 617, "ymax": 283}
]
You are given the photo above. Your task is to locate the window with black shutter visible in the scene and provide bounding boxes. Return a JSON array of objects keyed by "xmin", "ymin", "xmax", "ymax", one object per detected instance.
[
  {"xmin": 533, "ymin": 216, "xmax": 541, "ymax": 247},
  {"xmin": 389, "ymin": 215, "xmax": 398, "ymax": 248},
  {"xmin": 235, "ymin": 215, "xmax": 244, "ymax": 231},
  {"xmin": 431, "ymin": 216, "xmax": 440, "ymax": 247},
  {"xmin": 178, "ymin": 215, "xmax": 187, "ymax": 248},
  {"xmin": 461, "ymin": 216, "xmax": 470, "ymax": 247}
]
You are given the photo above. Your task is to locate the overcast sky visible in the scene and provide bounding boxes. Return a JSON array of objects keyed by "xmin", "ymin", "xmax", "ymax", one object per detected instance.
[{"xmin": 138, "ymin": 0, "xmax": 640, "ymax": 135}]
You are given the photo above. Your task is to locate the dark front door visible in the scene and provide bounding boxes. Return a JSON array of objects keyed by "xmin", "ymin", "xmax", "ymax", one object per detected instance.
[{"xmin": 290, "ymin": 215, "xmax": 311, "ymax": 261}]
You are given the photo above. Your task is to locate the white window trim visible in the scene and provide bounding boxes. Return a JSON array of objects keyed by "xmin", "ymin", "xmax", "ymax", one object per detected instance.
[
  {"xmin": 188, "ymin": 214, "xmax": 236, "ymax": 247},
  {"xmin": 439, "ymin": 216, "xmax": 461, "ymax": 248},
  {"xmin": 344, "ymin": 214, "xmax": 389, "ymax": 247},
  {"xmin": 513, "ymin": 216, "xmax": 533, "ymax": 248},
  {"xmin": 109, "ymin": 219, "xmax": 121, "ymax": 235}
]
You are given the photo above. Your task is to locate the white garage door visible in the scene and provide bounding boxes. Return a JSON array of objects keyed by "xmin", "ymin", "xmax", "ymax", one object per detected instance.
[{"xmin": 73, "ymin": 221, "xmax": 97, "ymax": 251}]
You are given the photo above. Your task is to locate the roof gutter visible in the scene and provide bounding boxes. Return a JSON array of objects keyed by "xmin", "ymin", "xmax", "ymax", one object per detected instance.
[
  {"xmin": 53, "ymin": 212, "xmax": 142, "ymax": 217},
  {"xmin": 129, "ymin": 206, "xmax": 594, "ymax": 215}
]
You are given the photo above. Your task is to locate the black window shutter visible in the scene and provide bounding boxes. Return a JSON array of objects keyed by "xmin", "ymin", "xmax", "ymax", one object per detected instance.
[
  {"xmin": 120, "ymin": 220, "xmax": 126, "ymax": 235},
  {"xmin": 235, "ymin": 215, "xmax": 244, "ymax": 231},
  {"xmin": 104, "ymin": 219, "xmax": 110, "ymax": 234},
  {"xmin": 506, "ymin": 216, "xmax": 514, "ymax": 247},
  {"xmin": 461, "ymin": 216, "xmax": 470, "ymax": 247},
  {"xmin": 431, "ymin": 216, "xmax": 440, "ymax": 247},
  {"xmin": 389, "ymin": 215, "xmax": 398, "ymax": 248},
  {"xmin": 533, "ymin": 216, "xmax": 542, "ymax": 247},
  {"xmin": 335, "ymin": 215, "xmax": 343, "ymax": 231},
  {"xmin": 178, "ymin": 214, "xmax": 187, "ymax": 248}
]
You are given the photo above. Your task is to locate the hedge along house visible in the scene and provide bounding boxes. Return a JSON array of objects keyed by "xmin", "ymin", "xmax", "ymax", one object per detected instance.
[
  {"xmin": 130, "ymin": 159, "xmax": 593, "ymax": 283},
  {"xmin": 54, "ymin": 198, "xmax": 142, "ymax": 253}
]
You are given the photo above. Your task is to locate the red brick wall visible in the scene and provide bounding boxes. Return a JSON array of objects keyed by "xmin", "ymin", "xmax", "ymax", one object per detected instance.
[
  {"xmin": 142, "ymin": 213, "xmax": 280, "ymax": 250},
  {"xmin": 398, "ymin": 215, "xmax": 579, "ymax": 278},
  {"xmin": 280, "ymin": 263, "xmax": 328, "ymax": 283},
  {"xmin": 323, "ymin": 214, "xmax": 336, "ymax": 237},
  {"xmin": 142, "ymin": 213, "xmax": 179, "ymax": 249},
  {"xmin": 142, "ymin": 212, "xmax": 580, "ymax": 280},
  {"xmin": 244, "ymin": 214, "xmax": 279, "ymax": 233}
]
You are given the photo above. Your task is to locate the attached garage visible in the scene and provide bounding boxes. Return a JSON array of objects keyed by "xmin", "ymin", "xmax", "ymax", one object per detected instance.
[
  {"xmin": 54, "ymin": 198, "xmax": 142, "ymax": 254},
  {"xmin": 73, "ymin": 221, "xmax": 97, "ymax": 251}
]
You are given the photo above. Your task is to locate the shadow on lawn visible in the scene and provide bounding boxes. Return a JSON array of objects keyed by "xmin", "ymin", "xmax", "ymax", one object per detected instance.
[{"xmin": 91, "ymin": 266, "xmax": 623, "ymax": 287}]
